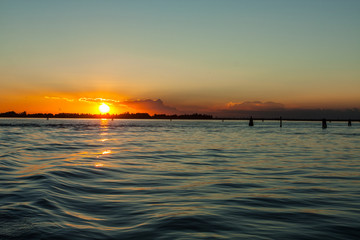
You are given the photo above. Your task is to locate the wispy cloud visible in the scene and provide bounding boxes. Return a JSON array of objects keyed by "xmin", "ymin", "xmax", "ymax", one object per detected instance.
[
  {"xmin": 77, "ymin": 98, "xmax": 179, "ymax": 114},
  {"xmin": 46, "ymin": 96, "xmax": 179, "ymax": 114},
  {"xmin": 121, "ymin": 99, "xmax": 179, "ymax": 114},
  {"xmin": 226, "ymin": 101, "xmax": 285, "ymax": 111},
  {"xmin": 45, "ymin": 96, "xmax": 74, "ymax": 102},
  {"xmin": 78, "ymin": 98, "xmax": 121, "ymax": 104}
]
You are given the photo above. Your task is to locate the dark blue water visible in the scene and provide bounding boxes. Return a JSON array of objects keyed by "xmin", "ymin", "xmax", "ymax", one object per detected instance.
[{"xmin": 1, "ymin": 118, "xmax": 360, "ymax": 239}]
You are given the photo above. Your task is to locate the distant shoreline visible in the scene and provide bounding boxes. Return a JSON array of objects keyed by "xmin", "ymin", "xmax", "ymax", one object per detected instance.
[
  {"xmin": 1, "ymin": 111, "xmax": 359, "ymax": 122},
  {"xmin": 0, "ymin": 117, "xmax": 359, "ymax": 122}
]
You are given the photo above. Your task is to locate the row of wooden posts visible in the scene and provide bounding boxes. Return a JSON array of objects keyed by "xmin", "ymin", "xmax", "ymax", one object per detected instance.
[
  {"xmin": 46, "ymin": 116, "xmax": 354, "ymax": 128},
  {"xmin": 320, "ymin": 118, "xmax": 353, "ymax": 128},
  {"xmin": 248, "ymin": 116, "xmax": 352, "ymax": 128}
]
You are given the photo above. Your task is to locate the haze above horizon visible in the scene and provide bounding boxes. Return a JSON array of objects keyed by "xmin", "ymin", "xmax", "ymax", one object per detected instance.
[{"xmin": 1, "ymin": 0, "xmax": 359, "ymax": 116}]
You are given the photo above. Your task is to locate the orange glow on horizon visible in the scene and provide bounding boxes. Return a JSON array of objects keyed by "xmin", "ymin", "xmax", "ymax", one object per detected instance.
[{"xmin": 0, "ymin": 91, "xmax": 358, "ymax": 116}]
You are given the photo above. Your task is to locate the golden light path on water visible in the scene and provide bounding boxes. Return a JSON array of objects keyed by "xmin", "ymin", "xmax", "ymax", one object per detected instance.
[{"xmin": 94, "ymin": 118, "xmax": 112, "ymax": 168}]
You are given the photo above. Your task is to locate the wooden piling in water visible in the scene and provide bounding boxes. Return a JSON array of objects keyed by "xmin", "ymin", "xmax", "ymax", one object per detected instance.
[
  {"xmin": 348, "ymin": 119, "xmax": 352, "ymax": 126},
  {"xmin": 249, "ymin": 116, "xmax": 254, "ymax": 127},
  {"xmin": 280, "ymin": 116, "xmax": 282, "ymax": 128},
  {"xmin": 322, "ymin": 118, "xmax": 327, "ymax": 129}
]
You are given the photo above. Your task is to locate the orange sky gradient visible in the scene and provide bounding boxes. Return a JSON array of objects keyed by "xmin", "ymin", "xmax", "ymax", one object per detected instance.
[
  {"xmin": 1, "ymin": 1, "xmax": 360, "ymax": 117},
  {"xmin": 1, "ymin": 92, "xmax": 359, "ymax": 117}
]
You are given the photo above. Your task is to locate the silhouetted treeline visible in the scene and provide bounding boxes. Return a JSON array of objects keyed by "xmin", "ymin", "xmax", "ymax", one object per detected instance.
[
  {"xmin": 0, "ymin": 111, "xmax": 213, "ymax": 119},
  {"xmin": 118, "ymin": 112, "xmax": 151, "ymax": 119},
  {"xmin": 2, "ymin": 110, "xmax": 359, "ymax": 121},
  {"xmin": 0, "ymin": 111, "xmax": 90, "ymax": 118}
]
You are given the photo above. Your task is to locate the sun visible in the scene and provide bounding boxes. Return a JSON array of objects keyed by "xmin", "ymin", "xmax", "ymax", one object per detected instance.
[{"xmin": 99, "ymin": 103, "xmax": 110, "ymax": 114}]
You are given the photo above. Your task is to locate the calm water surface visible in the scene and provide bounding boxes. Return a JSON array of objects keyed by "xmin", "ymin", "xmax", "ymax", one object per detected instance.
[{"xmin": 1, "ymin": 119, "xmax": 359, "ymax": 239}]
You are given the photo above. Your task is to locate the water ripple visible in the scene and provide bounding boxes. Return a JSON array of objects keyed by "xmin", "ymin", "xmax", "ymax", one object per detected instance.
[{"xmin": 1, "ymin": 119, "xmax": 359, "ymax": 239}]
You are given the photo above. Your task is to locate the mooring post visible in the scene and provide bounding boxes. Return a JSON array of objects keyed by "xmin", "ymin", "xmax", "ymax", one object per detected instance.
[
  {"xmin": 322, "ymin": 118, "xmax": 327, "ymax": 129},
  {"xmin": 280, "ymin": 116, "xmax": 282, "ymax": 128},
  {"xmin": 249, "ymin": 116, "xmax": 254, "ymax": 127},
  {"xmin": 348, "ymin": 119, "xmax": 352, "ymax": 126}
]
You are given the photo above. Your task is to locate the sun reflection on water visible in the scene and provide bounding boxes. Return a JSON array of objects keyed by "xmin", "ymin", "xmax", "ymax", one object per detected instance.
[
  {"xmin": 102, "ymin": 150, "xmax": 111, "ymax": 155},
  {"xmin": 93, "ymin": 119, "xmax": 113, "ymax": 168},
  {"xmin": 94, "ymin": 162, "xmax": 104, "ymax": 168}
]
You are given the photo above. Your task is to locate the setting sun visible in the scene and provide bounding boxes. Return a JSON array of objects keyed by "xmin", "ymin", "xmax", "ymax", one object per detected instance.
[{"xmin": 99, "ymin": 103, "xmax": 110, "ymax": 114}]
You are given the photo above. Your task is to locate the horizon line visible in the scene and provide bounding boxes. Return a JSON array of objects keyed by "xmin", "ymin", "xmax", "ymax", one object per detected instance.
[{"xmin": 1, "ymin": 110, "xmax": 359, "ymax": 122}]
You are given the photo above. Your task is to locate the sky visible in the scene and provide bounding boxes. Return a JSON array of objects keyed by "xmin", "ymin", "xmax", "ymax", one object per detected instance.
[{"xmin": 1, "ymin": 0, "xmax": 360, "ymax": 117}]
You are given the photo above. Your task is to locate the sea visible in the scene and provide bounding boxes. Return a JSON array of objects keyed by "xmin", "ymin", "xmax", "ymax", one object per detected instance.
[{"xmin": 0, "ymin": 118, "xmax": 359, "ymax": 240}]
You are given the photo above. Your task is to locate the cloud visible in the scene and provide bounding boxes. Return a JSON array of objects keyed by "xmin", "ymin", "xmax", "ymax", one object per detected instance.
[
  {"xmin": 78, "ymin": 97, "xmax": 120, "ymax": 104},
  {"xmin": 121, "ymin": 99, "xmax": 179, "ymax": 115},
  {"xmin": 226, "ymin": 101, "xmax": 285, "ymax": 111},
  {"xmin": 76, "ymin": 97, "xmax": 179, "ymax": 114},
  {"xmin": 45, "ymin": 96, "xmax": 74, "ymax": 102}
]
